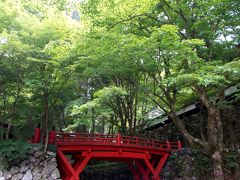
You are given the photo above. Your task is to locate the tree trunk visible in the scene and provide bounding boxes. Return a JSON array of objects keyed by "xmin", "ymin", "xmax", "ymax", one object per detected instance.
[
  {"xmin": 133, "ymin": 95, "xmax": 138, "ymax": 135},
  {"xmin": 207, "ymin": 106, "xmax": 224, "ymax": 180},
  {"xmin": 0, "ymin": 121, "xmax": 3, "ymax": 140},
  {"xmin": 194, "ymin": 87, "xmax": 224, "ymax": 179},
  {"xmin": 101, "ymin": 118, "xmax": 105, "ymax": 134},
  {"xmin": 171, "ymin": 103, "xmax": 224, "ymax": 180},
  {"xmin": 6, "ymin": 103, "xmax": 17, "ymax": 139},
  {"xmin": 6, "ymin": 81, "xmax": 21, "ymax": 139},
  {"xmin": 91, "ymin": 107, "xmax": 95, "ymax": 133},
  {"xmin": 1, "ymin": 95, "xmax": 7, "ymax": 140},
  {"xmin": 43, "ymin": 94, "xmax": 49, "ymax": 153},
  {"xmin": 6, "ymin": 99, "xmax": 17, "ymax": 139},
  {"xmin": 169, "ymin": 111, "xmax": 206, "ymax": 147},
  {"xmin": 212, "ymin": 150, "xmax": 224, "ymax": 180},
  {"xmin": 59, "ymin": 106, "xmax": 67, "ymax": 130},
  {"xmin": 6, "ymin": 119, "xmax": 12, "ymax": 139}
]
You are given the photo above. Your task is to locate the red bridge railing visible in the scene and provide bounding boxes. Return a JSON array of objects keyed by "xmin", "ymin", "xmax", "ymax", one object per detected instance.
[
  {"xmin": 30, "ymin": 129, "xmax": 182, "ymax": 179},
  {"xmin": 54, "ymin": 132, "xmax": 182, "ymax": 151},
  {"xmin": 30, "ymin": 128, "xmax": 182, "ymax": 151}
]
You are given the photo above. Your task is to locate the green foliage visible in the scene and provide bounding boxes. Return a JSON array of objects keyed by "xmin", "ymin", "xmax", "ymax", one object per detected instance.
[
  {"xmin": 191, "ymin": 149, "xmax": 212, "ymax": 176},
  {"xmin": 47, "ymin": 144, "xmax": 57, "ymax": 153},
  {"xmin": 0, "ymin": 0, "xmax": 239, "ymax": 161},
  {"xmin": 65, "ymin": 86, "xmax": 126, "ymax": 131},
  {"xmin": 67, "ymin": 86, "xmax": 126, "ymax": 115},
  {"xmin": 0, "ymin": 140, "xmax": 37, "ymax": 168},
  {"xmin": 224, "ymin": 151, "xmax": 240, "ymax": 172},
  {"xmin": 0, "ymin": 0, "xmax": 82, "ymax": 138},
  {"xmin": 94, "ymin": 86, "xmax": 127, "ymax": 100},
  {"xmin": 162, "ymin": 148, "xmax": 208, "ymax": 178}
]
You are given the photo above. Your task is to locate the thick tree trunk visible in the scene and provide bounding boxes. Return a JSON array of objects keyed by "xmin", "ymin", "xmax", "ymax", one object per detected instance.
[
  {"xmin": 170, "ymin": 111, "xmax": 206, "ymax": 147},
  {"xmin": 212, "ymin": 150, "xmax": 224, "ymax": 180},
  {"xmin": 207, "ymin": 107, "xmax": 224, "ymax": 180},
  {"xmin": 171, "ymin": 105, "xmax": 224, "ymax": 179},
  {"xmin": 194, "ymin": 87, "xmax": 224, "ymax": 180}
]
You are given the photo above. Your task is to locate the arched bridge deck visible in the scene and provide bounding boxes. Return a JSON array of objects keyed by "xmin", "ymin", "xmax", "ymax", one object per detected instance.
[{"xmin": 31, "ymin": 129, "xmax": 182, "ymax": 180}]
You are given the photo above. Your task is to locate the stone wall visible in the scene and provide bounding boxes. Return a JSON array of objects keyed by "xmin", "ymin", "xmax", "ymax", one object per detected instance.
[
  {"xmin": 143, "ymin": 102, "xmax": 240, "ymax": 146},
  {"xmin": 161, "ymin": 148, "xmax": 240, "ymax": 180},
  {"xmin": 0, "ymin": 148, "xmax": 61, "ymax": 180},
  {"xmin": 161, "ymin": 149, "xmax": 198, "ymax": 180}
]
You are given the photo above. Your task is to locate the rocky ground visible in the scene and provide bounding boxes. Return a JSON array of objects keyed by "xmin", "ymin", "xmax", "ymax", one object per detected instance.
[{"xmin": 0, "ymin": 148, "xmax": 60, "ymax": 180}]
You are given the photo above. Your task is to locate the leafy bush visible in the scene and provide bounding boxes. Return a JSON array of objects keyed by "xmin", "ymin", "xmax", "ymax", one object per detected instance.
[
  {"xmin": 223, "ymin": 151, "xmax": 240, "ymax": 172},
  {"xmin": 191, "ymin": 149, "xmax": 212, "ymax": 176},
  {"xmin": 47, "ymin": 144, "xmax": 57, "ymax": 153},
  {"xmin": 0, "ymin": 140, "xmax": 37, "ymax": 168},
  {"xmin": 164, "ymin": 148, "xmax": 211, "ymax": 176}
]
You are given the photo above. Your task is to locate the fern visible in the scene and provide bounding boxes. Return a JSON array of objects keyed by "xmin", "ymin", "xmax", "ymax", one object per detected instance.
[{"xmin": 0, "ymin": 140, "xmax": 37, "ymax": 167}]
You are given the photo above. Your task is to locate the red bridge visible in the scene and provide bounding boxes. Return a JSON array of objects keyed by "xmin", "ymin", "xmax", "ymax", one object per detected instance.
[{"xmin": 31, "ymin": 128, "xmax": 182, "ymax": 180}]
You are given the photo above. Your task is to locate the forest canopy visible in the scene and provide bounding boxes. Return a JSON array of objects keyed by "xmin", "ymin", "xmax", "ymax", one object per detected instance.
[{"xmin": 0, "ymin": 0, "xmax": 240, "ymax": 178}]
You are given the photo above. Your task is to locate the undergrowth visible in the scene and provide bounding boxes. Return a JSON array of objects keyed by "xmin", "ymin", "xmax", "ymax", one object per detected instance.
[{"xmin": 0, "ymin": 140, "xmax": 38, "ymax": 169}]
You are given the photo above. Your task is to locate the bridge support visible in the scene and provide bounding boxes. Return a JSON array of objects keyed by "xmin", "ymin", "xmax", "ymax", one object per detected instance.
[
  {"xmin": 148, "ymin": 153, "xmax": 169, "ymax": 180},
  {"xmin": 127, "ymin": 162, "xmax": 141, "ymax": 180},
  {"xmin": 57, "ymin": 148, "xmax": 92, "ymax": 180},
  {"xmin": 30, "ymin": 129, "xmax": 182, "ymax": 179},
  {"xmin": 57, "ymin": 148, "xmax": 170, "ymax": 180},
  {"xmin": 126, "ymin": 153, "xmax": 169, "ymax": 180},
  {"xmin": 36, "ymin": 131, "xmax": 182, "ymax": 180}
]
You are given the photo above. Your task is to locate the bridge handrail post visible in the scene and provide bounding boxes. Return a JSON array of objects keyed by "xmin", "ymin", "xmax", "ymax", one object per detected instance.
[
  {"xmin": 116, "ymin": 133, "xmax": 121, "ymax": 145},
  {"xmin": 49, "ymin": 130, "xmax": 56, "ymax": 144},
  {"xmin": 166, "ymin": 140, "xmax": 171, "ymax": 150},
  {"xmin": 33, "ymin": 128, "xmax": 41, "ymax": 143},
  {"xmin": 136, "ymin": 137, "xmax": 139, "ymax": 146}
]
